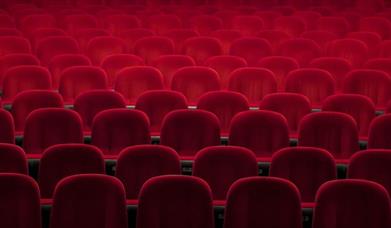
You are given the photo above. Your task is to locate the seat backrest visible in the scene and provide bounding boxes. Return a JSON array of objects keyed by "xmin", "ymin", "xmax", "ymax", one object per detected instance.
[
  {"xmin": 0, "ymin": 54, "xmax": 40, "ymax": 89},
  {"xmin": 36, "ymin": 36, "xmax": 80, "ymax": 66},
  {"xmin": 0, "ymin": 143, "xmax": 27, "ymax": 174},
  {"xmin": 0, "ymin": 36, "xmax": 31, "ymax": 56},
  {"xmin": 368, "ymin": 114, "xmax": 391, "ymax": 149},
  {"xmin": 274, "ymin": 16, "xmax": 307, "ymax": 37},
  {"xmin": 278, "ymin": 38, "xmax": 322, "ymax": 67},
  {"xmin": 229, "ymin": 38, "xmax": 272, "ymax": 66},
  {"xmin": 133, "ymin": 36, "xmax": 175, "ymax": 64},
  {"xmin": 182, "ymin": 37, "xmax": 223, "ymax": 65},
  {"xmin": 326, "ymin": 38, "xmax": 368, "ymax": 67},
  {"xmin": 86, "ymin": 36, "xmax": 127, "ymax": 65},
  {"xmin": 365, "ymin": 58, "xmax": 391, "ymax": 76}
]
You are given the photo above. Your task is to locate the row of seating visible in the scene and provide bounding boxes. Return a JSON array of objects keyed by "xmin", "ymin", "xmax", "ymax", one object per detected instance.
[
  {"xmin": 0, "ymin": 100, "xmax": 391, "ymax": 161},
  {"xmin": 1, "ymin": 172, "xmax": 390, "ymax": 228}
]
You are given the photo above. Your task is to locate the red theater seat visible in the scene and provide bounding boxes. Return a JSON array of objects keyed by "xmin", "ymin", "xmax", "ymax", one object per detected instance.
[
  {"xmin": 20, "ymin": 14, "xmax": 56, "ymax": 36},
  {"xmin": 136, "ymin": 175, "xmax": 214, "ymax": 228},
  {"xmin": 74, "ymin": 90, "xmax": 126, "ymax": 132},
  {"xmin": 38, "ymin": 144, "xmax": 105, "ymax": 198},
  {"xmin": 210, "ymin": 29, "xmax": 242, "ymax": 54},
  {"xmin": 0, "ymin": 28, "xmax": 22, "ymax": 36},
  {"xmin": 23, "ymin": 108, "xmax": 83, "ymax": 156},
  {"xmin": 270, "ymin": 147, "xmax": 336, "ymax": 205},
  {"xmin": 198, "ymin": 91, "xmax": 249, "ymax": 135},
  {"xmin": 364, "ymin": 58, "xmax": 391, "ymax": 76},
  {"xmin": 257, "ymin": 30, "xmax": 292, "ymax": 51},
  {"xmin": 193, "ymin": 146, "xmax": 258, "ymax": 201},
  {"xmin": 0, "ymin": 144, "xmax": 27, "ymax": 174},
  {"xmin": 294, "ymin": 11, "xmax": 321, "ymax": 30},
  {"xmin": 160, "ymin": 109, "xmax": 220, "ymax": 159},
  {"xmin": 29, "ymin": 28, "xmax": 67, "ymax": 49},
  {"xmin": 229, "ymin": 110, "xmax": 290, "ymax": 161},
  {"xmin": 171, "ymin": 66, "xmax": 220, "ymax": 105},
  {"xmin": 116, "ymin": 145, "xmax": 181, "ymax": 200},
  {"xmin": 232, "ymin": 16, "xmax": 264, "ymax": 36},
  {"xmin": 274, "ymin": 16, "xmax": 307, "ymax": 37},
  {"xmin": 229, "ymin": 38, "xmax": 273, "ymax": 66},
  {"xmin": 368, "ymin": 114, "xmax": 391, "ymax": 149},
  {"xmin": 228, "ymin": 67, "xmax": 277, "ymax": 105},
  {"xmin": 86, "ymin": 36, "xmax": 127, "ymax": 65},
  {"xmin": 259, "ymin": 93, "xmax": 311, "ymax": 137},
  {"xmin": 117, "ymin": 28, "xmax": 155, "ymax": 51},
  {"xmin": 11, "ymin": 90, "xmax": 63, "ymax": 134},
  {"xmin": 182, "ymin": 37, "xmax": 223, "ymax": 65},
  {"xmin": 103, "ymin": 15, "xmax": 141, "ymax": 35},
  {"xmin": 326, "ymin": 39, "xmax": 368, "ymax": 67},
  {"xmin": 190, "ymin": 15, "xmax": 223, "ymax": 36},
  {"xmin": 298, "ymin": 112, "xmax": 359, "ymax": 163},
  {"xmin": 147, "ymin": 14, "xmax": 182, "ymax": 35},
  {"xmin": 0, "ymin": 173, "xmax": 41, "ymax": 228},
  {"xmin": 91, "ymin": 109, "xmax": 150, "ymax": 157},
  {"xmin": 36, "ymin": 36, "xmax": 80, "ymax": 66},
  {"xmin": 278, "ymin": 38, "xmax": 321, "ymax": 67},
  {"xmin": 50, "ymin": 174, "xmax": 127, "ymax": 228},
  {"xmin": 61, "ymin": 14, "xmax": 98, "ymax": 34},
  {"xmin": 114, "ymin": 66, "xmax": 164, "ymax": 105},
  {"xmin": 135, "ymin": 90, "xmax": 187, "ymax": 135},
  {"xmin": 0, "ymin": 36, "xmax": 31, "ymax": 56},
  {"xmin": 73, "ymin": 28, "xmax": 110, "ymax": 52},
  {"xmin": 301, "ymin": 31, "xmax": 337, "ymax": 47},
  {"xmin": 0, "ymin": 14, "xmax": 16, "ymax": 28},
  {"xmin": 133, "ymin": 36, "xmax": 175, "ymax": 64},
  {"xmin": 316, "ymin": 16, "xmax": 350, "ymax": 37},
  {"xmin": 347, "ymin": 32, "xmax": 382, "ymax": 56},
  {"xmin": 163, "ymin": 29, "xmax": 199, "ymax": 53},
  {"xmin": 359, "ymin": 17, "xmax": 391, "ymax": 40},
  {"xmin": 256, "ymin": 11, "xmax": 281, "ymax": 30},
  {"xmin": 285, "ymin": 68, "xmax": 335, "ymax": 108},
  {"xmin": 312, "ymin": 179, "xmax": 391, "ymax": 228},
  {"xmin": 224, "ymin": 177, "xmax": 302, "ymax": 228},
  {"xmin": 322, "ymin": 94, "xmax": 376, "ymax": 139}
]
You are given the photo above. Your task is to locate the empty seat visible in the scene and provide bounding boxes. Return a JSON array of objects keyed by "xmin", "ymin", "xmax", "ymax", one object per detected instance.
[
  {"xmin": 256, "ymin": 11, "xmax": 281, "ymax": 29},
  {"xmin": 50, "ymin": 174, "xmax": 127, "ymax": 228},
  {"xmin": 73, "ymin": 28, "xmax": 110, "ymax": 51},
  {"xmin": 0, "ymin": 143, "xmax": 26, "ymax": 174},
  {"xmin": 36, "ymin": 36, "xmax": 80, "ymax": 66},
  {"xmin": 278, "ymin": 38, "xmax": 321, "ymax": 67},
  {"xmin": 147, "ymin": 15, "xmax": 182, "ymax": 35},
  {"xmin": 0, "ymin": 173, "xmax": 41, "ymax": 228},
  {"xmin": 317, "ymin": 16, "xmax": 350, "ymax": 37},
  {"xmin": 135, "ymin": 90, "xmax": 187, "ymax": 135},
  {"xmin": 347, "ymin": 32, "xmax": 382, "ymax": 55},
  {"xmin": 285, "ymin": 68, "xmax": 335, "ymax": 107},
  {"xmin": 365, "ymin": 58, "xmax": 391, "ymax": 76},
  {"xmin": 0, "ymin": 28, "xmax": 22, "ymax": 36},
  {"xmin": 182, "ymin": 37, "xmax": 223, "ymax": 65},
  {"xmin": 198, "ymin": 91, "xmax": 249, "ymax": 135},
  {"xmin": 210, "ymin": 29, "xmax": 242, "ymax": 54},
  {"xmin": 133, "ymin": 36, "xmax": 175, "ymax": 64},
  {"xmin": 343, "ymin": 69, "xmax": 391, "ymax": 110},
  {"xmin": 376, "ymin": 40, "xmax": 391, "ymax": 58},
  {"xmin": 0, "ymin": 14, "xmax": 16, "ymax": 28},
  {"xmin": 309, "ymin": 57, "xmax": 352, "ymax": 90},
  {"xmin": 232, "ymin": 16, "xmax": 264, "ymax": 36},
  {"xmin": 152, "ymin": 55, "xmax": 195, "ymax": 88},
  {"xmin": 228, "ymin": 67, "xmax": 277, "ymax": 105},
  {"xmin": 136, "ymin": 175, "xmax": 214, "ymax": 228},
  {"xmin": 326, "ymin": 39, "xmax": 368, "ymax": 67},
  {"xmin": 274, "ymin": 16, "xmax": 307, "ymax": 37},
  {"xmin": 229, "ymin": 110, "xmax": 290, "ymax": 160},
  {"xmin": 205, "ymin": 55, "xmax": 247, "ymax": 89},
  {"xmin": 224, "ymin": 177, "xmax": 302, "ymax": 228},
  {"xmin": 29, "ymin": 28, "xmax": 67, "ymax": 49},
  {"xmin": 86, "ymin": 36, "xmax": 127, "ymax": 65},
  {"xmin": 163, "ymin": 29, "xmax": 199, "ymax": 53},
  {"xmin": 294, "ymin": 11, "xmax": 321, "ymax": 30},
  {"xmin": 116, "ymin": 145, "xmax": 181, "ymax": 199},
  {"xmin": 118, "ymin": 28, "xmax": 155, "ymax": 51},
  {"xmin": 2, "ymin": 66, "xmax": 51, "ymax": 104},
  {"xmin": 103, "ymin": 15, "xmax": 140, "ymax": 35},
  {"xmin": 61, "ymin": 14, "xmax": 98, "ymax": 34},
  {"xmin": 270, "ymin": 147, "xmax": 336, "ymax": 204},
  {"xmin": 59, "ymin": 66, "xmax": 108, "ymax": 104},
  {"xmin": 229, "ymin": 38, "xmax": 272, "ymax": 66},
  {"xmin": 38, "ymin": 144, "xmax": 105, "ymax": 198},
  {"xmin": 160, "ymin": 109, "xmax": 220, "ymax": 159},
  {"xmin": 91, "ymin": 109, "xmax": 150, "ymax": 157},
  {"xmin": 11, "ymin": 90, "xmax": 63, "ymax": 134},
  {"xmin": 259, "ymin": 93, "xmax": 311, "ymax": 137},
  {"xmin": 360, "ymin": 17, "xmax": 391, "ymax": 39},
  {"xmin": 312, "ymin": 179, "xmax": 391, "ymax": 228},
  {"xmin": 190, "ymin": 15, "xmax": 223, "ymax": 36},
  {"xmin": 257, "ymin": 30, "xmax": 292, "ymax": 51},
  {"xmin": 20, "ymin": 14, "xmax": 56, "ymax": 36},
  {"xmin": 257, "ymin": 56, "xmax": 299, "ymax": 90},
  {"xmin": 23, "ymin": 108, "xmax": 83, "ymax": 156},
  {"xmin": 368, "ymin": 114, "xmax": 391, "ymax": 149},
  {"xmin": 193, "ymin": 146, "xmax": 258, "ymax": 201},
  {"xmin": 301, "ymin": 31, "xmax": 337, "ymax": 47},
  {"xmin": 0, "ymin": 54, "xmax": 40, "ymax": 90},
  {"xmin": 74, "ymin": 90, "xmax": 126, "ymax": 132},
  {"xmin": 101, "ymin": 54, "xmax": 144, "ymax": 87},
  {"xmin": 0, "ymin": 109, "xmax": 14, "ymax": 144},
  {"xmin": 48, "ymin": 54, "xmax": 91, "ymax": 89},
  {"xmin": 0, "ymin": 36, "xmax": 31, "ymax": 56},
  {"xmin": 171, "ymin": 66, "xmax": 220, "ymax": 105},
  {"xmin": 114, "ymin": 66, "xmax": 164, "ymax": 105},
  {"xmin": 298, "ymin": 112, "xmax": 359, "ymax": 163},
  {"xmin": 323, "ymin": 94, "xmax": 376, "ymax": 139}
]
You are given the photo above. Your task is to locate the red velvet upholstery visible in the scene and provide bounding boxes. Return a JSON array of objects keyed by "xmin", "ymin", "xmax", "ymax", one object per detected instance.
[
  {"xmin": 190, "ymin": 15, "xmax": 223, "ymax": 36},
  {"xmin": 368, "ymin": 114, "xmax": 391, "ymax": 149},
  {"xmin": 38, "ymin": 144, "xmax": 105, "ymax": 198},
  {"xmin": 211, "ymin": 30, "xmax": 242, "ymax": 54},
  {"xmin": 224, "ymin": 177, "xmax": 302, "ymax": 228},
  {"xmin": 36, "ymin": 36, "xmax": 80, "ymax": 66},
  {"xmin": 133, "ymin": 36, "xmax": 175, "ymax": 64},
  {"xmin": 347, "ymin": 32, "xmax": 382, "ymax": 55},
  {"xmin": 50, "ymin": 174, "xmax": 127, "ymax": 228},
  {"xmin": 147, "ymin": 15, "xmax": 182, "ymax": 35},
  {"xmin": 136, "ymin": 175, "xmax": 214, "ymax": 228},
  {"xmin": 61, "ymin": 14, "xmax": 98, "ymax": 35},
  {"xmin": 73, "ymin": 28, "xmax": 110, "ymax": 51},
  {"xmin": 59, "ymin": 66, "xmax": 108, "ymax": 104},
  {"xmin": 278, "ymin": 38, "xmax": 322, "ymax": 67},
  {"xmin": 229, "ymin": 110, "xmax": 290, "ymax": 160},
  {"xmin": 229, "ymin": 38, "xmax": 273, "ymax": 66},
  {"xmin": 0, "ymin": 109, "xmax": 14, "ymax": 144},
  {"xmin": 182, "ymin": 37, "xmax": 223, "ymax": 65},
  {"xmin": 91, "ymin": 109, "xmax": 150, "ymax": 156},
  {"xmin": 0, "ymin": 143, "xmax": 27, "ymax": 174},
  {"xmin": 116, "ymin": 145, "xmax": 181, "ymax": 199},
  {"xmin": 135, "ymin": 90, "xmax": 187, "ymax": 135},
  {"xmin": 23, "ymin": 108, "xmax": 83, "ymax": 155},
  {"xmin": 114, "ymin": 66, "xmax": 164, "ymax": 104},
  {"xmin": 270, "ymin": 147, "xmax": 336, "ymax": 203},
  {"xmin": 193, "ymin": 146, "xmax": 258, "ymax": 200},
  {"xmin": 259, "ymin": 93, "xmax": 311, "ymax": 136},
  {"xmin": 359, "ymin": 16, "xmax": 391, "ymax": 39},
  {"xmin": 312, "ymin": 179, "xmax": 391, "ymax": 228},
  {"xmin": 0, "ymin": 54, "xmax": 39, "ymax": 89},
  {"xmin": 171, "ymin": 66, "xmax": 220, "ymax": 105},
  {"xmin": 0, "ymin": 36, "xmax": 31, "ymax": 56},
  {"xmin": 0, "ymin": 173, "xmax": 41, "ymax": 228},
  {"xmin": 160, "ymin": 109, "xmax": 220, "ymax": 158},
  {"xmin": 301, "ymin": 31, "xmax": 337, "ymax": 47},
  {"xmin": 298, "ymin": 112, "xmax": 359, "ymax": 163},
  {"xmin": 11, "ymin": 90, "xmax": 63, "ymax": 134},
  {"xmin": 365, "ymin": 58, "xmax": 391, "ymax": 76},
  {"xmin": 274, "ymin": 16, "xmax": 306, "ymax": 37},
  {"xmin": 322, "ymin": 94, "xmax": 376, "ymax": 138},
  {"xmin": 232, "ymin": 16, "xmax": 264, "ymax": 36},
  {"xmin": 198, "ymin": 91, "xmax": 249, "ymax": 135},
  {"xmin": 326, "ymin": 39, "xmax": 368, "ymax": 67},
  {"xmin": 285, "ymin": 68, "xmax": 335, "ymax": 107},
  {"xmin": 74, "ymin": 90, "xmax": 126, "ymax": 132},
  {"xmin": 163, "ymin": 29, "xmax": 199, "ymax": 53},
  {"xmin": 103, "ymin": 15, "xmax": 141, "ymax": 35},
  {"xmin": 20, "ymin": 14, "xmax": 56, "ymax": 37},
  {"xmin": 86, "ymin": 36, "xmax": 127, "ymax": 65},
  {"xmin": 257, "ymin": 30, "xmax": 292, "ymax": 51},
  {"xmin": 317, "ymin": 16, "xmax": 350, "ymax": 37}
]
